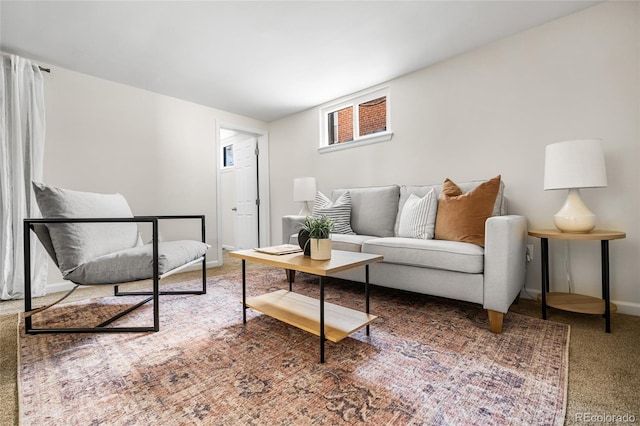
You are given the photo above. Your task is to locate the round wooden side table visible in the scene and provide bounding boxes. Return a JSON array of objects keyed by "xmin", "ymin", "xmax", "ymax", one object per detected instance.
[{"xmin": 528, "ymin": 229, "xmax": 626, "ymax": 333}]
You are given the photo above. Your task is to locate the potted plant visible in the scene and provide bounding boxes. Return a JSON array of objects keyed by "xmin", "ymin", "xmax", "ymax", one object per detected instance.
[{"xmin": 302, "ymin": 215, "xmax": 334, "ymax": 260}]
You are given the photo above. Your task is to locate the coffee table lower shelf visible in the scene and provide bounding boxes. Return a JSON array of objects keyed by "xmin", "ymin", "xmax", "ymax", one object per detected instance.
[{"xmin": 246, "ymin": 289, "xmax": 377, "ymax": 343}]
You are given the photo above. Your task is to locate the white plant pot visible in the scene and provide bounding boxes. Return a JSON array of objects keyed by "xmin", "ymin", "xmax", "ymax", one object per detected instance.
[{"xmin": 310, "ymin": 238, "xmax": 332, "ymax": 260}]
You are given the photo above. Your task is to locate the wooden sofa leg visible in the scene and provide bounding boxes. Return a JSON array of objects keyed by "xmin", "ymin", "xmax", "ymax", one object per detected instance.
[{"xmin": 488, "ymin": 310, "xmax": 504, "ymax": 334}]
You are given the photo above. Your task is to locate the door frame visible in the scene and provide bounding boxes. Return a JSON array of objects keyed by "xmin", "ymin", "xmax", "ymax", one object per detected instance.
[{"xmin": 215, "ymin": 121, "xmax": 270, "ymax": 263}]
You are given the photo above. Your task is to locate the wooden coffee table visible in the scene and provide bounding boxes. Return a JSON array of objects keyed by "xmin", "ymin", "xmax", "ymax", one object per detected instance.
[{"xmin": 229, "ymin": 249, "xmax": 383, "ymax": 363}]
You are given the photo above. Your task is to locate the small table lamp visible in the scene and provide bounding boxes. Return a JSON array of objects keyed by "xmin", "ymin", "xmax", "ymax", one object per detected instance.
[
  {"xmin": 293, "ymin": 177, "xmax": 316, "ymax": 216},
  {"xmin": 544, "ymin": 139, "xmax": 608, "ymax": 233}
]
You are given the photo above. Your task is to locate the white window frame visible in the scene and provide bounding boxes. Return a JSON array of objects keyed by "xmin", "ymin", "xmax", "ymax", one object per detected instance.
[
  {"xmin": 319, "ymin": 86, "xmax": 393, "ymax": 154},
  {"xmin": 220, "ymin": 142, "xmax": 235, "ymax": 170}
]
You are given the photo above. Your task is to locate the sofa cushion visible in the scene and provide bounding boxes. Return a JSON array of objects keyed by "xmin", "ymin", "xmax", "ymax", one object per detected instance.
[
  {"xmin": 397, "ymin": 189, "xmax": 437, "ymax": 239},
  {"xmin": 32, "ymin": 182, "xmax": 141, "ymax": 275},
  {"xmin": 395, "ymin": 179, "xmax": 506, "ymax": 236},
  {"xmin": 434, "ymin": 175, "xmax": 501, "ymax": 247},
  {"xmin": 362, "ymin": 237, "xmax": 484, "ymax": 274},
  {"xmin": 332, "ymin": 185, "xmax": 400, "ymax": 237},
  {"xmin": 330, "ymin": 234, "xmax": 375, "ymax": 253},
  {"xmin": 453, "ymin": 179, "xmax": 505, "ymax": 216},
  {"xmin": 312, "ymin": 191, "xmax": 355, "ymax": 235},
  {"xmin": 64, "ymin": 240, "xmax": 209, "ymax": 285}
]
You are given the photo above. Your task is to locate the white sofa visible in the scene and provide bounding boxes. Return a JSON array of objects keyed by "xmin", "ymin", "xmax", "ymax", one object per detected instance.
[{"xmin": 282, "ymin": 180, "xmax": 527, "ymax": 333}]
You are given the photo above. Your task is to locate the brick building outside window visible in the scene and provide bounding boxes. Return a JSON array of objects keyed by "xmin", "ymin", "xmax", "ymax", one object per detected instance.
[
  {"xmin": 359, "ymin": 96, "xmax": 387, "ymax": 137},
  {"xmin": 321, "ymin": 87, "xmax": 392, "ymax": 152}
]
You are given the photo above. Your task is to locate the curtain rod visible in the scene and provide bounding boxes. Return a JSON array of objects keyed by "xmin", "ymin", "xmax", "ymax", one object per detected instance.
[{"xmin": 0, "ymin": 51, "xmax": 51, "ymax": 72}]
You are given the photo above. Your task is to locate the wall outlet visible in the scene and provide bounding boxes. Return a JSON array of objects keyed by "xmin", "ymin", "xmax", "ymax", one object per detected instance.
[{"xmin": 526, "ymin": 244, "xmax": 534, "ymax": 262}]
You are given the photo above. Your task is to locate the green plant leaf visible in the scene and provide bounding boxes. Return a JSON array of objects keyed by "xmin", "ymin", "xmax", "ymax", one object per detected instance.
[{"xmin": 302, "ymin": 215, "xmax": 335, "ymax": 239}]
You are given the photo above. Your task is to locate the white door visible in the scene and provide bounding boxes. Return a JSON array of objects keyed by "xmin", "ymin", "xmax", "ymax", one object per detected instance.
[{"xmin": 234, "ymin": 137, "xmax": 259, "ymax": 249}]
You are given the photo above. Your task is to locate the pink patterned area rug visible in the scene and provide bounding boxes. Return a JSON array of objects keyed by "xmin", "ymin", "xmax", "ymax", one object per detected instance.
[{"xmin": 19, "ymin": 268, "xmax": 569, "ymax": 425}]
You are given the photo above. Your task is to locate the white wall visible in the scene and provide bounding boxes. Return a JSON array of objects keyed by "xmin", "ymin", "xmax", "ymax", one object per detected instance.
[
  {"xmin": 43, "ymin": 66, "xmax": 267, "ymax": 286},
  {"xmin": 268, "ymin": 2, "xmax": 640, "ymax": 314}
]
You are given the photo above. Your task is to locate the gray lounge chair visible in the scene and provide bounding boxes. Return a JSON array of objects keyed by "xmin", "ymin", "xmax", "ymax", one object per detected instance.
[{"xmin": 23, "ymin": 182, "xmax": 208, "ymax": 334}]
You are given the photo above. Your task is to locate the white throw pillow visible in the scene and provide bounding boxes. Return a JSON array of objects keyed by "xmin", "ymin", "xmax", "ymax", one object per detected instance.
[
  {"xmin": 312, "ymin": 191, "xmax": 355, "ymax": 235},
  {"xmin": 398, "ymin": 189, "xmax": 437, "ymax": 239}
]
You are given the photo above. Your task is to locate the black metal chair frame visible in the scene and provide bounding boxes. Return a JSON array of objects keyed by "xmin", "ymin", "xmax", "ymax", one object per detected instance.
[{"xmin": 23, "ymin": 215, "xmax": 207, "ymax": 334}]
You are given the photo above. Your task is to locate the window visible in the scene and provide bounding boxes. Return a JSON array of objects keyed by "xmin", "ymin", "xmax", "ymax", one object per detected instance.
[
  {"xmin": 358, "ymin": 96, "xmax": 387, "ymax": 136},
  {"xmin": 320, "ymin": 87, "xmax": 392, "ymax": 152},
  {"xmin": 222, "ymin": 144, "xmax": 234, "ymax": 168},
  {"xmin": 328, "ymin": 106, "xmax": 353, "ymax": 144}
]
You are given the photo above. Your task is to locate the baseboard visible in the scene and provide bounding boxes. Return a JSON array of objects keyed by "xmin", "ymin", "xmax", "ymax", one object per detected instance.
[
  {"xmin": 45, "ymin": 280, "xmax": 77, "ymax": 294},
  {"xmin": 45, "ymin": 259, "xmax": 222, "ymax": 295},
  {"xmin": 520, "ymin": 287, "xmax": 640, "ymax": 317}
]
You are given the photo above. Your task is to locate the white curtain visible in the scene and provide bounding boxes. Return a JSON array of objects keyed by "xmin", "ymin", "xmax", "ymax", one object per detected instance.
[{"xmin": 0, "ymin": 53, "xmax": 48, "ymax": 299}]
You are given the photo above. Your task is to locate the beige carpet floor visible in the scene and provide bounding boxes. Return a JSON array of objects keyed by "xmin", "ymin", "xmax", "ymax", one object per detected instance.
[{"xmin": 1, "ymin": 252, "xmax": 639, "ymax": 424}]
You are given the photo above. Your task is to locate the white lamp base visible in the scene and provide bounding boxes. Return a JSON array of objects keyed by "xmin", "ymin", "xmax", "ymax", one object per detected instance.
[
  {"xmin": 554, "ymin": 188, "xmax": 596, "ymax": 233},
  {"xmin": 297, "ymin": 202, "xmax": 312, "ymax": 217}
]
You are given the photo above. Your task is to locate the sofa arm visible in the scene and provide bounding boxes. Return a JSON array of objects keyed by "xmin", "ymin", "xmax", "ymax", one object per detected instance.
[
  {"xmin": 483, "ymin": 215, "xmax": 528, "ymax": 314},
  {"xmin": 282, "ymin": 215, "xmax": 306, "ymax": 244}
]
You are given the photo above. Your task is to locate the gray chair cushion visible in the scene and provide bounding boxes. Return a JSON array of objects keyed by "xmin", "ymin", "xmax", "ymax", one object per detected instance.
[
  {"xmin": 32, "ymin": 182, "xmax": 141, "ymax": 275},
  {"xmin": 32, "ymin": 224, "xmax": 59, "ymax": 267},
  {"xmin": 64, "ymin": 240, "xmax": 208, "ymax": 285},
  {"xmin": 362, "ymin": 237, "xmax": 485, "ymax": 274},
  {"xmin": 332, "ymin": 185, "xmax": 400, "ymax": 237}
]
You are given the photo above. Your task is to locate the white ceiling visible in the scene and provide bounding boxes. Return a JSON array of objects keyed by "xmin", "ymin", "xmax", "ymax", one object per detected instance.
[{"xmin": 1, "ymin": 1, "xmax": 599, "ymax": 122}]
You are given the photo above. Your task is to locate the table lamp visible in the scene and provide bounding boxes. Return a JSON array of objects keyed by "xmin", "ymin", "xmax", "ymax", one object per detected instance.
[
  {"xmin": 293, "ymin": 177, "xmax": 316, "ymax": 216},
  {"xmin": 544, "ymin": 139, "xmax": 607, "ymax": 233}
]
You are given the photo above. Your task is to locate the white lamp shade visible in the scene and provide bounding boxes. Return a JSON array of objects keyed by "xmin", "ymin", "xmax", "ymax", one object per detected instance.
[
  {"xmin": 293, "ymin": 177, "xmax": 316, "ymax": 202},
  {"xmin": 544, "ymin": 139, "xmax": 607, "ymax": 190}
]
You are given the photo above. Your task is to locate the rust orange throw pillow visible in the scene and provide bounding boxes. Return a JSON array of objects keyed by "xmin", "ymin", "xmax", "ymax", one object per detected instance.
[{"xmin": 434, "ymin": 175, "xmax": 501, "ymax": 247}]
